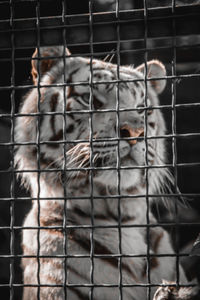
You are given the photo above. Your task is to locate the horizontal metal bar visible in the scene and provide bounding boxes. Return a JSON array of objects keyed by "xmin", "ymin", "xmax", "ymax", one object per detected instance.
[
  {"xmin": 1, "ymin": 161, "xmax": 200, "ymax": 174},
  {"xmin": 1, "ymin": 73, "xmax": 200, "ymax": 91},
  {"xmin": 0, "ymin": 193, "xmax": 199, "ymax": 201},
  {"xmin": 0, "ymin": 132, "xmax": 200, "ymax": 148},
  {"xmin": 0, "ymin": 283, "xmax": 196, "ymax": 288},
  {"xmin": 1, "ymin": 164, "xmax": 200, "ymax": 177},
  {"xmin": 0, "ymin": 5, "xmax": 200, "ymax": 50},
  {"xmin": 0, "ymin": 222, "xmax": 200, "ymax": 231},
  {"xmin": 1, "ymin": 102, "xmax": 200, "ymax": 120},
  {"xmin": 0, "ymin": 254, "xmax": 189, "ymax": 260},
  {"xmin": 1, "ymin": 42, "xmax": 200, "ymax": 63}
]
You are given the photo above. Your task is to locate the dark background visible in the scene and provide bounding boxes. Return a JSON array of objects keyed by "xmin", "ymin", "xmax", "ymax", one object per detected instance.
[{"xmin": 0, "ymin": 1, "xmax": 200, "ymax": 299}]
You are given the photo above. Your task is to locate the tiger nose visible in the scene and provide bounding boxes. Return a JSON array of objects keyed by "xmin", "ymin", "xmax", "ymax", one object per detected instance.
[{"xmin": 120, "ymin": 125, "xmax": 144, "ymax": 145}]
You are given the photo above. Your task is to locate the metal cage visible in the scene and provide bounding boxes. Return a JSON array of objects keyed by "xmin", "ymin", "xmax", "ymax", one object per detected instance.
[{"xmin": 0, "ymin": 0, "xmax": 200, "ymax": 299}]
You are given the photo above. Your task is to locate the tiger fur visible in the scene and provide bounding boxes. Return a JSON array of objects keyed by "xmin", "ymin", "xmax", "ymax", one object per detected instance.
[{"xmin": 15, "ymin": 46, "xmax": 188, "ymax": 300}]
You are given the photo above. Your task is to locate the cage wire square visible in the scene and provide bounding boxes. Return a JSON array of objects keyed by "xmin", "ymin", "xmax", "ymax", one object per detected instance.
[{"xmin": 0, "ymin": 0, "xmax": 200, "ymax": 299}]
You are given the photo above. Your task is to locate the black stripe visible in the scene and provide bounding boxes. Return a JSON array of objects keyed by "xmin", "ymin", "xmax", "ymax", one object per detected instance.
[
  {"xmin": 68, "ymin": 286, "xmax": 89, "ymax": 300},
  {"xmin": 69, "ymin": 67, "xmax": 81, "ymax": 78},
  {"xmin": 68, "ymin": 225, "xmax": 139, "ymax": 281},
  {"xmin": 48, "ymin": 129, "xmax": 63, "ymax": 148},
  {"xmin": 92, "ymin": 67, "xmax": 115, "ymax": 76},
  {"xmin": 50, "ymin": 93, "xmax": 59, "ymax": 134},
  {"xmin": 32, "ymin": 149, "xmax": 54, "ymax": 167},
  {"xmin": 75, "ymin": 95, "xmax": 89, "ymax": 108}
]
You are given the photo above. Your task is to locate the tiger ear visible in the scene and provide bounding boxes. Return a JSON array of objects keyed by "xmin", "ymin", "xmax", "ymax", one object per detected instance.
[
  {"xmin": 136, "ymin": 60, "xmax": 166, "ymax": 94},
  {"xmin": 31, "ymin": 46, "xmax": 71, "ymax": 85}
]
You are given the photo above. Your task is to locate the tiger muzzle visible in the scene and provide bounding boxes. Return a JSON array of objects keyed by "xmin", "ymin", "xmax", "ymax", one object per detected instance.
[{"xmin": 120, "ymin": 125, "xmax": 144, "ymax": 145}]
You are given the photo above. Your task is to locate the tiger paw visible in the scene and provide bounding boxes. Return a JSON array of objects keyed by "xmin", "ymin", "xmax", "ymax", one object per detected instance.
[{"xmin": 153, "ymin": 280, "xmax": 200, "ymax": 300}]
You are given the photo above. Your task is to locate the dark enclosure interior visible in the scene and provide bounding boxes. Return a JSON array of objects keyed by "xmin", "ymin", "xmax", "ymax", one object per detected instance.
[{"xmin": 1, "ymin": 0, "xmax": 200, "ymax": 299}]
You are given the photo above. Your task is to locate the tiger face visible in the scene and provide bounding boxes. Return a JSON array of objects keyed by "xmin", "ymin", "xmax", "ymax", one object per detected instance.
[{"xmin": 16, "ymin": 46, "xmax": 167, "ymax": 193}]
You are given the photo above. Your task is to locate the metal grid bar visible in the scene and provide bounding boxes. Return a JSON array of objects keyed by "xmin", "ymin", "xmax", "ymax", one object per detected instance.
[
  {"xmin": 2, "ymin": 162, "xmax": 200, "ymax": 174},
  {"xmin": 115, "ymin": 0, "xmax": 123, "ymax": 299},
  {"xmin": 9, "ymin": 1, "xmax": 15, "ymax": 299},
  {"xmin": 1, "ymin": 5, "xmax": 200, "ymax": 50},
  {"xmin": 61, "ymin": 0, "xmax": 68, "ymax": 298},
  {"xmin": 171, "ymin": 0, "xmax": 180, "ymax": 289},
  {"xmin": 1, "ymin": 43, "xmax": 200, "ymax": 63},
  {"xmin": 143, "ymin": 1, "xmax": 151, "ymax": 299},
  {"xmin": 0, "ymin": 282, "xmax": 196, "ymax": 288},
  {"xmin": 2, "ymin": 103, "xmax": 200, "ymax": 117},
  {"xmin": 2, "ymin": 73, "xmax": 200, "ymax": 90},
  {"xmin": 0, "ymin": 253, "xmax": 193, "ymax": 258},
  {"xmin": 3, "ymin": 193, "xmax": 200, "ymax": 201},
  {"xmin": 88, "ymin": 0, "xmax": 95, "ymax": 299},
  {"xmin": 1, "ymin": 223, "xmax": 199, "ymax": 235},
  {"xmin": 35, "ymin": 1, "xmax": 41, "ymax": 299}
]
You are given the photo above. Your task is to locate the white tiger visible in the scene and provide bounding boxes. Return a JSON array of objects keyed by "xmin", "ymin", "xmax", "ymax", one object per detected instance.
[{"xmin": 15, "ymin": 46, "xmax": 188, "ymax": 300}]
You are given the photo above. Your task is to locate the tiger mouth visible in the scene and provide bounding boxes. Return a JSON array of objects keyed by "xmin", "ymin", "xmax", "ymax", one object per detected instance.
[
  {"xmin": 64, "ymin": 141, "xmax": 155, "ymax": 175},
  {"xmin": 60, "ymin": 150, "xmax": 154, "ymax": 185},
  {"xmin": 93, "ymin": 151, "xmax": 155, "ymax": 168}
]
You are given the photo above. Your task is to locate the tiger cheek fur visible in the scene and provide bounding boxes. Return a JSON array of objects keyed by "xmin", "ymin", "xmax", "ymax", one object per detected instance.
[{"xmin": 15, "ymin": 46, "xmax": 188, "ymax": 300}]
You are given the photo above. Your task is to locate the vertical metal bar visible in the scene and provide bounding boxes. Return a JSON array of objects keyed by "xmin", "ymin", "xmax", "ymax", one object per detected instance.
[
  {"xmin": 9, "ymin": 1, "xmax": 15, "ymax": 299},
  {"xmin": 143, "ymin": 1, "xmax": 151, "ymax": 299},
  {"xmin": 62, "ymin": 0, "xmax": 68, "ymax": 298},
  {"xmin": 115, "ymin": 0, "xmax": 123, "ymax": 299},
  {"xmin": 88, "ymin": 0, "xmax": 94, "ymax": 299},
  {"xmin": 172, "ymin": 0, "xmax": 180, "ymax": 288},
  {"xmin": 36, "ymin": 1, "xmax": 41, "ymax": 299}
]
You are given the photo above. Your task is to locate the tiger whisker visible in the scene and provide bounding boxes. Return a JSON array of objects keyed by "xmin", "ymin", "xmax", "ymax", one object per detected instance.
[
  {"xmin": 45, "ymin": 143, "xmax": 90, "ymax": 171},
  {"xmin": 64, "ymin": 147, "xmax": 91, "ymax": 184},
  {"xmin": 67, "ymin": 156, "xmax": 89, "ymax": 184},
  {"xmin": 68, "ymin": 145, "xmax": 90, "ymax": 163},
  {"xmin": 67, "ymin": 145, "xmax": 82, "ymax": 157},
  {"xmin": 68, "ymin": 150, "xmax": 90, "ymax": 166},
  {"xmin": 103, "ymin": 53, "xmax": 112, "ymax": 62},
  {"xmin": 44, "ymin": 155, "xmax": 64, "ymax": 170},
  {"xmin": 78, "ymin": 154, "xmax": 90, "ymax": 168},
  {"xmin": 67, "ymin": 151, "xmax": 100, "ymax": 184},
  {"xmin": 92, "ymin": 153, "xmax": 99, "ymax": 164},
  {"xmin": 103, "ymin": 49, "xmax": 115, "ymax": 62},
  {"xmin": 109, "ymin": 53, "xmax": 115, "ymax": 63},
  {"xmin": 69, "ymin": 142, "xmax": 89, "ymax": 153}
]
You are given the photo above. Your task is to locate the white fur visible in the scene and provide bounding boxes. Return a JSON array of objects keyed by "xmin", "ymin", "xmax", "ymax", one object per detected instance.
[{"xmin": 15, "ymin": 47, "xmax": 188, "ymax": 300}]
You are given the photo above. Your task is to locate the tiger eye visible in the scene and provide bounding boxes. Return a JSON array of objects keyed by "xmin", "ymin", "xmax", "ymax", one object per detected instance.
[
  {"xmin": 147, "ymin": 107, "xmax": 153, "ymax": 115},
  {"xmin": 149, "ymin": 122, "xmax": 155, "ymax": 129},
  {"xmin": 93, "ymin": 96, "xmax": 103, "ymax": 110},
  {"xmin": 137, "ymin": 105, "xmax": 153, "ymax": 115},
  {"xmin": 66, "ymin": 124, "xmax": 74, "ymax": 133},
  {"xmin": 137, "ymin": 104, "xmax": 145, "ymax": 114}
]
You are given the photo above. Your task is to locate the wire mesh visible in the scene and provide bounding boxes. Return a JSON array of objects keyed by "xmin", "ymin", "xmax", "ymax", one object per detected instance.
[
  {"xmin": 9, "ymin": 1, "xmax": 15, "ymax": 299},
  {"xmin": 0, "ymin": 0, "xmax": 200, "ymax": 300},
  {"xmin": 143, "ymin": 1, "xmax": 151, "ymax": 298}
]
